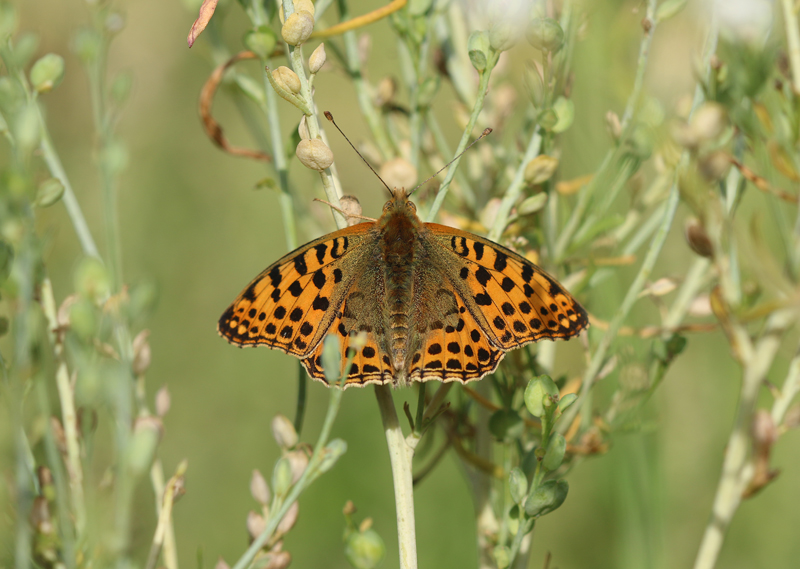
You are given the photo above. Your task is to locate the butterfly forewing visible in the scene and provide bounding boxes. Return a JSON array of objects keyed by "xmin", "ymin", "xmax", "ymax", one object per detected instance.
[
  {"xmin": 426, "ymin": 224, "xmax": 588, "ymax": 350},
  {"xmin": 218, "ymin": 223, "xmax": 373, "ymax": 357}
]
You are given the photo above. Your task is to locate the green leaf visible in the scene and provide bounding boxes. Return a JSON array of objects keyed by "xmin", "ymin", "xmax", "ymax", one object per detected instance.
[{"xmin": 524, "ymin": 479, "xmax": 569, "ymax": 517}]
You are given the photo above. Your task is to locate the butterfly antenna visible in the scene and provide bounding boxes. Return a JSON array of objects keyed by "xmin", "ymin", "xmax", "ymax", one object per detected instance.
[
  {"xmin": 324, "ymin": 111, "xmax": 393, "ymax": 196},
  {"xmin": 408, "ymin": 127, "xmax": 492, "ymax": 196}
]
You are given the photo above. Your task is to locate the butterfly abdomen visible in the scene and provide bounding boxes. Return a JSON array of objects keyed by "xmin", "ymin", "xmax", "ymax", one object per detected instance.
[{"xmin": 380, "ymin": 208, "xmax": 421, "ymax": 370}]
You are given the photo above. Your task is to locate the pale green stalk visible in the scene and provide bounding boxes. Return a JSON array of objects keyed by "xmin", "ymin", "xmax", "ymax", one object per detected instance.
[
  {"xmin": 554, "ymin": 0, "xmax": 658, "ymax": 260},
  {"xmin": 337, "ymin": 0, "xmax": 395, "ymax": 159},
  {"xmin": 487, "ymin": 128, "xmax": 543, "ymax": 242},
  {"xmin": 692, "ymin": 308, "xmax": 796, "ymax": 569},
  {"xmin": 426, "ymin": 51, "xmax": 499, "ymax": 222},
  {"xmin": 781, "ymin": 0, "xmax": 800, "ymax": 94},
  {"xmin": 230, "ymin": 370, "xmax": 347, "ymax": 569},
  {"xmin": 375, "ymin": 385, "xmax": 418, "ymax": 569}
]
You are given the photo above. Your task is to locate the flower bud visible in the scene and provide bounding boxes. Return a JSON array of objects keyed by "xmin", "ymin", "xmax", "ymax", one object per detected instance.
[
  {"xmin": 508, "ymin": 467, "xmax": 527, "ymax": 505},
  {"xmin": 468, "ymin": 31, "xmax": 491, "ymax": 72},
  {"xmin": 524, "ymin": 479, "xmax": 569, "ymax": 517},
  {"xmin": 127, "ymin": 416, "xmax": 163, "ymax": 477},
  {"xmin": 517, "ymin": 193, "xmax": 547, "ymax": 215},
  {"xmin": 698, "ymin": 150, "xmax": 730, "ymax": 182},
  {"xmin": 281, "ymin": 10, "xmax": 314, "ymax": 46},
  {"xmin": 309, "ymin": 43, "xmax": 326, "ymax": 74},
  {"xmin": 524, "ymin": 375, "xmax": 558, "ymax": 417},
  {"xmin": 155, "ymin": 385, "xmax": 171, "ymax": 417},
  {"xmin": 285, "ymin": 449, "xmax": 309, "ymax": 484},
  {"xmin": 542, "ymin": 434, "xmax": 566, "ymax": 471},
  {"xmin": 272, "ymin": 414, "xmax": 298, "ymax": 449},
  {"xmin": 526, "ymin": 18, "xmax": 564, "ymax": 53},
  {"xmin": 685, "ymin": 219, "xmax": 713, "ymax": 258},
  {"xmin": 317, "ymin": 438, "xmax": 347, "ymax": 474},
  {"xmin": 690, "ymin": 102, "xmax": 726, "ymax": 142},
  {"xmin": 246, "ymin": 511, "xmax": 266, "ymax": 540},
  {"xmin": 524, "ymin": 155, "xmax": 558, "ymax": 185},
  {"xmin": 375, "ymin": 76, "xmax": 396, "ymax": 106},
  {"xmin": 276, "ymin": 501, "xmax": 299, "ymax": 535},
  {"xmin": 244, "ymin": 26, "xmax": 277, "ymax": 59},
  {"xmin": 250, "ymin": 469, "xmax": 271, "ymax": 505},
  {"xmin": 378, "ymin": 157, "xmax": 417, "ymax": 189},
  {"xmin": 493, "ymin": 546, "xmax": 510, "ymax": 569},
  {"xmin": 344, "ymin": 525, "xmax": 386, "ymax": 569},
  {"xmin": 296, "ymin": 138, "xmax": 334, "ymax": 171},
  {"xmin": 132, "ymin": 329, "xmax": 151, "ymax": 377},
  {"xmin": 272, "ymin": 457, "xmax": 293, "ymax": 497},
  {"xmin": 489, "ymin": 20, "xmax": 517, "ymax": 52},
  {"xmin": 339, "ymin": 195, "xmax": 363, "ymax": 226},
  {"xmin": 30, "ymin": 53, "xmax": 65, "ymax": 93},
  {"xmin": 271, "ymin": 66, "xmax": 301, "ymax": 95},
  {"xmin": 295, "ymin": 0, "xmax": 315, "ymax": 16},
  {"xmin": 69, "ymin": 298, "xmax": 98, "ymax": 341},
  {"xmin": 35, "ymin": 178, "xmax": 65, "ymax": 207}
]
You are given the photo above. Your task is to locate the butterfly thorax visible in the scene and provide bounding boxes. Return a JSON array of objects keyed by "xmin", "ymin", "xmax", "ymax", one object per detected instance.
[{"xmin": 377, "ymin": 190, "xmax": 423, "ymax": 374}]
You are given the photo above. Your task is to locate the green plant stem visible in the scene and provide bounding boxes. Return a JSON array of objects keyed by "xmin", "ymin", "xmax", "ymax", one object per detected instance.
[
  {"xmin": 692, "ymin": 308, "xmax": 796, "ymax": 569},
  {"xmin": 374, "ymin": 384, "xmax": 418, "ymax": 569},
  {"xmin": 559, "ymin": 179, "xmax": 680, "ymax": 432},
  {"xmin": 337, "ymin": 0, "xmax": 394, "ymax": 159},
  {"xmin": 426, "ymin": 53, "xmax": 498, "ymax": 223},
  {"xmin": 40, "ymin": 277, "xmax": 87, "ymax": 536},
  {"xmin": 781, "ymin": 0, "xmax": 800, "ymax": 94},
  {"xmin": 488, "ymin": 128, "xmax": 543, "ymax": 242},
  {"xmin": 554, "ymin": 0, "xmax": 658, "ymax": 260},
  {"xmin": 36, "ymin": 106, "xmax": 100, "ymax": 259},
  {"xmin": 772, "ymin": 338, "xmax": 800, "ymax": 425},
  {"xmin": 231, "ymin": 372, "xmax": 347, "ymax": 569}
]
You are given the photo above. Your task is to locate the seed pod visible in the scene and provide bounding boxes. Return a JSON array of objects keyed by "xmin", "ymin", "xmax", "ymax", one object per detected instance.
[
  {"xmin": 250, "ymin": 469, "xmax": 271, "ymax": 506},
  {"xmin": 271, "ymin": 414, "xmax": 298, "ymax": 449},
  {"xmin": 468, "ymin": 31, "xmax": 491, "ymax": 72},
  {"xmin": 30, "ymin": 53, "xmax": 65, "ymax": 93},
  {"xmin": 281, "ymin": 10, "xmax": 314, "ymax": 46},
  {"xmin": 296, "ymin": 138, "xmax": 334, "ymax": 171},
  {"xmin": 378, "ymin": 157, "xmax": 417, "ymax": 190},
  {"xmin": 685, "ymin": 219, "xmax": 713, "ymax": 258},
  {"xmin": 309, "ymin": 43, "xmax": 326, "ymax": 73},
  {"xmin": 526, "ymin": 18, "xmax": 564, "ymax": 53},
  {"xmin": 271, "ymin": 66, "xmax": 301, "ymax": 95},
  {"xmin": 246, "ymin": 511, "xmax": 266, "ymax": 540}
]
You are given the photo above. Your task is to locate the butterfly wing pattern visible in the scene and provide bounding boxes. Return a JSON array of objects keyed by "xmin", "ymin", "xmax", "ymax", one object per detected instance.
[
  {"xmin": 219, "ymin": 189, "xmax": 588, "ymax": 388},
  {"xmin": 218, "ymin": 222, "xmax": 374, "ymax": 358}
]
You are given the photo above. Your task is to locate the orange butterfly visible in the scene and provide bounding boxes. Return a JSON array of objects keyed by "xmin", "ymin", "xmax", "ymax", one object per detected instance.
[{"xmin": 218, "ymin": 187, "xmax": 588, "ymax": 388}]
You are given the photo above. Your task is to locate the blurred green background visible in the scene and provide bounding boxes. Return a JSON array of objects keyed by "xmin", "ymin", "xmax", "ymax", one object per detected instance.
[{"xmin": 5, "ymin": 0, "xmax": 800, "ymax": 568}]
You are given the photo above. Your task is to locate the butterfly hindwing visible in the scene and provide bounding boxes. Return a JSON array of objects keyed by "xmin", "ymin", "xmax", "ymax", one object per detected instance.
[
  {"xmin": 407, "ymin": 279, "xmax": 504, "ymax": 383},
  {"xmin": 218, "ymin": 223, "xmax": 373, "ymax": 356},
  {"xmin": 301, "ymin": 292, "xmax": 394, "ymax": 386},
  {"xmin": 425, "ymin": 223, "xmax": 588, "ymax": 350}
]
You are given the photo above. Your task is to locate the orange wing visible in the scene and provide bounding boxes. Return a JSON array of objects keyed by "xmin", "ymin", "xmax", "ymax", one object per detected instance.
[
  {"xmin": 405, "ymin": 277, "xmax": 505, "ymax": 384},
  {"xmin": 218, "ymin": 223, "xmax": 374, "ymax": 358},
  {"xmin": 424, "ymin": 223, "xmax": 588, "ymax": 350}
]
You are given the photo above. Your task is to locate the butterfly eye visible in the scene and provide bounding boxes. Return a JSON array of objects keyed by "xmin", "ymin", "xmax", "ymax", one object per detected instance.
[
  {"xmin": 406, "ymin": 201, "xmax": 416, "ymax": 212},
  {"xmin": 383, "ymin": 201, "xmax": 392, "ymax": 211}
]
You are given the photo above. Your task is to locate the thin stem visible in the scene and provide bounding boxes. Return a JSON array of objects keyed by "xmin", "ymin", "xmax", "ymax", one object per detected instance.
[
  {"xmin": 781, "ymin": 0, "xmax": 800, "ymax": 94},
  {"xmin": 36, "ymin": 106, "xmax": 100, "ymax": 259},
  {"xmin": 374, "ymin": 384, "xmax": 418, "ymax": 569},
  {"xmin": 488, "ymin": 128, "xmax": 543, "ymax": 242},
  {"xmin": 692, "ymin": 308, "xmax": 796, "ymax": 569},
  {"xmin": 426, "ymin": 52, "xmax": 498, "ymax": 222},
  {"xmin": 231, "ymin": 369, "xmax": 347, "ymax": 569},
  {"xmin": 554, "ymin": 0, "xmax": 658, "ymax": 260},
  {"xmin": 336, "ymin": 0, "xmax": 394, "ymax": 158},
  {"xmin": 559, "ymin": 178, "xmax": 681, "ymax": 432},
  {"xmin": 40, "ymin": 278, "xmax": 87, "ymax": 535}
]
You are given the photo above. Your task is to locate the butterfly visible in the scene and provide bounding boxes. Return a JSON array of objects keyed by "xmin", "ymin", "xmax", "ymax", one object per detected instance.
[{"xmin": 218, "ymin": 187, "xmax": 588, "ymax": 388}]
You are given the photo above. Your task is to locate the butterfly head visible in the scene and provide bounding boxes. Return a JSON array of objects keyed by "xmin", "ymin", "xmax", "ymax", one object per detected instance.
[{"xmin": 382, "ymin": 187, "xmax": 417, "ymax": 215}]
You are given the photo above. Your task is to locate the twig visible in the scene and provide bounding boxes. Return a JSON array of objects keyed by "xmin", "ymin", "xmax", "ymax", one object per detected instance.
[
  {"xmin": 692, "ymin": 308, "xmax": 796, "ymax": 569},
  {"xmin": 374, "ymin": 385, "xmax": 418, "ymax": 569}
]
